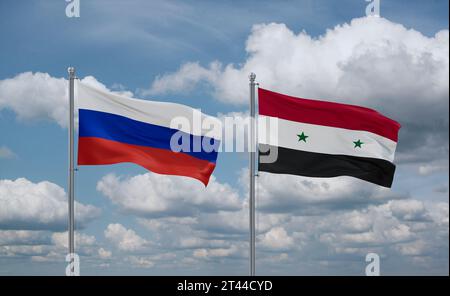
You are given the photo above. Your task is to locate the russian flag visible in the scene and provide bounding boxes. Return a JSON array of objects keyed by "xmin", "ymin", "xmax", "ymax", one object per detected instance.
[{"xmin": 76, "ymin": 81, "xmax": 221, "ymax": 186}]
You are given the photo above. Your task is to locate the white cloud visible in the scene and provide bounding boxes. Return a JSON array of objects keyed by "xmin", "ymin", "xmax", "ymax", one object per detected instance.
[
  {"xmin": 80, "ymin": 76, "xmax": 133, "ymax": 98},
  {"xmin": 179, "ymin": 237, "xmax": 207, "ymax": 249},
  {"xmin": 320, "ymin": 215, "xmax": 414, "ymax": 249},
  {"xmin": 91, "ymin": 166, "xmax": 447, "ymax": 273},
  {"xmin": 147, "ymin": 17, "xmax": 448, "ymax": 106},
  {"xmin": 196, "ymin": 207, "xmax": 287, "ymax": 235},
  {"xmin": 383, "ymin": 224, "xmax": 414, "ymax": 242},
  {"xmin": 249, "ymin": 170, "xmax": 405, "ymax": 214},
  {"xmin": 0, "ymin": 230, "xmax": 50, "ymax": 246},
  {"xmin": 97, "ymin": 173, "xmax": 241, "ymax": 218},
  {"xmin": 234, "ymin": 194, "xmax": 446, "ymax": 273},
  {"xmin": 193, "ymin": 246, "xmax": 237, "ymax": 258},
  {"xmin": 138, "ymin": 216, "xmax": 197, "ymax": 232},
  {"xmin": 0, "ymin": 245, "xmax": 49, "ymax": 257},
  {"xmin": 395, "ymin": 240, "xmax": 429, "ymax": 256},
  {"xmin": 0, "ymin": 72, "xmax": 132, "ymax": 128},
  {"xmin": 0, "ymin": 146, "xmax": 16, "ymax": 159},
  {"xmin": 126, "ymin": 255, "xmax": 155, "ymax": 268},
  {"xmin": 260, "ymin": 227, "xmax": 294, "ymax": 250},
  {"xmin": 0, "ymin": 230, "xmax": 97, "ymax": 260},
  {"xmin": 389, "ymin": 200, "xmax": 431, "ymax": 222},
  {"xmin": 51, "ymin": 231, "xmax": 96, "ymax": 249},
  {"xmin": 315, "ymin": 201, "xmax": 444, "ymax": 253},
  {"xmin": 427, "ymin": 202, "xmax": 449, "ymax": 227},
  {"xmin": 0, "ymin": 72, "xmax": 68, "ymax": 127},
  {"xmin": 143, "ymin": 61, "xmax": 222, "ymax": 96},
  {"xmin": 146, "ymin": 17, "xmax": 449, "ymax": 164},
  {"xmin": 126, "ymin": 252, "xmax": 177, "ymax": 269},
  {"xmin": 98, "ymin": 247, "xmax": 112, "ymax": 259},
  {"xmin": 418, "ymin": 164, "xmax": 449, "ymax": 176},
  {"xmin": 338, "ymin": 211, "xmax": 373, "ymax": 233},
  {"xmin": 104, "ymin": 223, "xmax": 148, "ymax": 252},
  {"xmin": 0, "ymin": 178, "xmax": 100, "ymax": 230}
]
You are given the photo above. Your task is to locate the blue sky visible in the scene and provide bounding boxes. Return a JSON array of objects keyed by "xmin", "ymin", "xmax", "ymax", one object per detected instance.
[{"xmin": 0, "ymin": 0, "xmax": 448, "ymax": 275}]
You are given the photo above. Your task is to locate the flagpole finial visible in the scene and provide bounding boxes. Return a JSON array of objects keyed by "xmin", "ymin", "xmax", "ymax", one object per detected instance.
[
  {"xmin": 68, "ymin": 67, "xmax": 75, "ymax": 77},
  {"xmin": 249, "ymin": 72, "xmax": 256, "ymax": 82}
]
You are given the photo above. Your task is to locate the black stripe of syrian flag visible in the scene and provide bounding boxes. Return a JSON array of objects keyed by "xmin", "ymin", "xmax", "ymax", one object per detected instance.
[{"xmin": 258, "ymin": 88, "xmax": 401, "ymax": 188}]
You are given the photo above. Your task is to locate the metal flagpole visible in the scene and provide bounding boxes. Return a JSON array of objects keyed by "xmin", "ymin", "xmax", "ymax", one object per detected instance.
[
  {"xmin": 68, "ymin": 67, "xmax": 75, "ymax": 276},
  {"xmin": 249, "ymin": 73, "xmax": 256, "ymax": 276}
]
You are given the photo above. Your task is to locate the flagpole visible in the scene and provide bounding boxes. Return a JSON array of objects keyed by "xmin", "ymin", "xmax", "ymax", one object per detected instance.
[
  {"xmin": 67, "ymin": 67, "xmax": 75, "ymax": 276},
  {"xmin": 249, "ymin": 72, "xmax": 256, "ymax": 276}
]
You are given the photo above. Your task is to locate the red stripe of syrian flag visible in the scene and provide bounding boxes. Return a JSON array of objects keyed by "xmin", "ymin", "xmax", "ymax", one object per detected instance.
[{"xmin": 258, "ymin": 88, "xmax": 401, "ymax": 188}]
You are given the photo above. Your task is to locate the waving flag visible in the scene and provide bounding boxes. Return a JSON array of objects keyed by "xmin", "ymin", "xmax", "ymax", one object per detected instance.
[
  {"xmin": 258, "ymin": 88, "xmax": 401, "ymax": 187},
  {"xmin": 76, "ymin": 81, "xmax": 221, "ymax": 185}
]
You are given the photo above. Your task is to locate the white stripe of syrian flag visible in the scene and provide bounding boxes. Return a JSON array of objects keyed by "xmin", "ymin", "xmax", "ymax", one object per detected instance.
[{"xmin": 258, "ymin": 88, "xmax": 401, "ymax": 188}]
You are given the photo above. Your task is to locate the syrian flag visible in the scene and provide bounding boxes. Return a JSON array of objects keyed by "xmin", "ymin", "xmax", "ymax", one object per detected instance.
[{"xmin": 258, "ymin": 88, "xmax": 401, "ymax": 188}]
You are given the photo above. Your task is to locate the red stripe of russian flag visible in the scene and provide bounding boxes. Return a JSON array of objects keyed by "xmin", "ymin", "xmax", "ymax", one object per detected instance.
[{"xmin": 78, "ymin": 137, "xmax": 216, "ymax": 186}]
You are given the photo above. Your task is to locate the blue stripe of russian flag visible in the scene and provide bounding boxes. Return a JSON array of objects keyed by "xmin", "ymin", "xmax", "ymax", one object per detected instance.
[{"xmin": 78, "ymin": 109, "xmax": 219, "ymax": 163}]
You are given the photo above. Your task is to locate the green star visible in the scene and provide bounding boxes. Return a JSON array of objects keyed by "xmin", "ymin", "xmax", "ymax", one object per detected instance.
[
  {"xmin": 297, "ymin": 132, "xmax": 309, "ymax": 143},
  {"xmin": 353, "ymin": 139, "xmax": 364, "ymax": 148}
]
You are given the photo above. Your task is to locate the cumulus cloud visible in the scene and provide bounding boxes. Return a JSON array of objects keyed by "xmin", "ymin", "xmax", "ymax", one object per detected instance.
[
  {"xmin": 89, "ymin": 156, "xmax": 446, "ymax": 274},
  {"xmin": 92, "ymin": 164, "xmax": 447, "ymax": 273},
  {"xmin": 104, "ymin": 223, "xmax": 149, "ymax": 252},
  {"xmin": 395, "ymin": 239, "xmax": 429, "ymax": 257},
  {"xmin": 389, "ymin": 200, "xmax": 431, "ymax": 222},
  {"xmin": 0, "ymin": 245, "xmax": 50, "ymax": 258},
  {"xmin": 98, "ymin": 247, "xmax": 112, "ymax": 259},
  {"xmin": 0, "ymin": 72, "xmax": 68, "ymax": 127},
  {"xmin": 135, "ymin": 196, "xmax": 447, "ymax": 273},
  {"xmin": 259, "ymin": 227, "xmax": 294, "ymax": 251},
  {"xmin": 126, "ymin": 255, "xmax": 155, "ymax": 268},
  {"xmin": 249, "ymin": 170, "xmax": 407, "ymax": 214},
  {"xmin": 193, "ymin": 246, "xmax": 238, "ymax": 259},
  {"xmin": 142, "ymin": 62, "xmax": 222, "ymax": 96},
  {"xmin": 137, "ymin": 215, "xmax": 245, "ymax": 260},
  {"xmin": 0, "ymin": 72, "xmax": 132, "ymax": 128},
  {"xmin": 94, "ymin": 171, "xmax": 248, "ymax": 264},
  {"xmin": 0, "ymin": 230, "xmax": 50, "ymax": 246},
  {"xmin": 195, "ymin": 207, "xmax": 287, "ymax": 236},
  {"xmin": 148, "ymin": 17, "xmax": 448, "ymax": 109},
  {"xmin": 146, "ymin": 17, "xmax": 449, "ymax": 165},
  {"xmin": 279, "ymin": 199, "xmax": 449, "ymax": 273},
  {"xmin": 51, "ymin": 231, "xmax": 96, "ymax": 250},
  {"xmin": 427, "ymin": 202, "xmax": 449, "ymax": 227},
  {"xmin": 0, "ymin": 178, "xmax": 100, "ymax": 230},
  {"xmin": 123, "ymin": 253, "xmax": 178, "ymax": 269},
  {"xmin": 0, "ymin": 230, "xmax": 98, "ymax": 260},
  {"xmin": 97, "ymin": 173, "xmax": 241, "ymax": 218},
  {"xmin": 418, "ymin": 164, "xmax": 449, "ymax": 176}
]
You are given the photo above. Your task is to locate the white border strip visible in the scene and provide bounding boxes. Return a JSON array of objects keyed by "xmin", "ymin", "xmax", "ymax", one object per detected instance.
[{"xmin": 259, "ymin": 115, "xmax": 397, "ymax": 162}]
